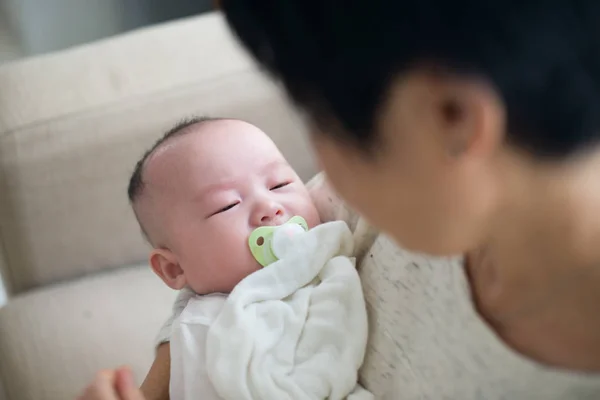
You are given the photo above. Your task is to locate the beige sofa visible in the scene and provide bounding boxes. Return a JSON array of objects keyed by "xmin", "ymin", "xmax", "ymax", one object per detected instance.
[{"xmin": 0, "ymin": 11, "xmax": 599, "ymax": 400}]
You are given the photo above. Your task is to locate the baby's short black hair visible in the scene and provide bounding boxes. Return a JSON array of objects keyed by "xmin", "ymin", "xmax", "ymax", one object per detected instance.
[{"xmin": 222, "ymin": 1, "xmax": 600, "ymax": 158}]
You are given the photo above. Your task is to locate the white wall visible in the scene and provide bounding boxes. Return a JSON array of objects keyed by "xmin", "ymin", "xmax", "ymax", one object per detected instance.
[
  {"xmin": 0, "ymin": 13, "xmax": 22, "ymax": 62},
  {"xmin": 0, "ymin": 0, "xmax": 212, "ymax": 57},
  {"xmin": 2, "ymin": 0, "xmax": 122, "ymax": 56}
]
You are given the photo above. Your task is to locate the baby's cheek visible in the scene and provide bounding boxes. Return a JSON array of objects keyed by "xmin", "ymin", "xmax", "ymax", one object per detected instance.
[
  {"xmin": 302, "ymin": 202, "xmax": 322, "ymax": 228},
  {"xmin": 227, "ymin": 232, "xmax": 261, "ymax": 280}
]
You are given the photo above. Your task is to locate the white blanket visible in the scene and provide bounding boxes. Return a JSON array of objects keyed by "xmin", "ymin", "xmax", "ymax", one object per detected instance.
[{"xmin": 204, "ymin": 220, "xmax": 372, "ymax": 400}]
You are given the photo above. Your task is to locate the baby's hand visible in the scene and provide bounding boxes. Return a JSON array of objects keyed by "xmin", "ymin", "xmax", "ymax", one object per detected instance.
[{"xmin": 77, "ymin": 367, "xmax": 146, "ymax": 400}]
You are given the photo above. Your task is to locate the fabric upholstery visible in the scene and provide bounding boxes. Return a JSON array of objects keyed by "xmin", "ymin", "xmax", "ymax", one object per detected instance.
[
  {"xmin": 0, "ymin": 12, "xmax": 315, "ymax": 294},
  {"xmin": 0, "ymin": 265, "xmax": 177, "ymax": 400}
]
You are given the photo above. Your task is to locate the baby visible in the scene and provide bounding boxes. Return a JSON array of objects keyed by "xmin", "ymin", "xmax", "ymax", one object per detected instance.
[
  {"xmin": 128, "ymin": 117, "xmax": 371, "ymax": 400},
  {"xmin": 128, "ymin": 117, "xmax": 321, "ymax": 295}
]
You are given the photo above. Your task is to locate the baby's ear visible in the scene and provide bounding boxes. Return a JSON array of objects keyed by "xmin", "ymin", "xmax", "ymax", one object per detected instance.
[{"xmin": 149, "ymin": 248, "xmax": 187, "ymax": 290}]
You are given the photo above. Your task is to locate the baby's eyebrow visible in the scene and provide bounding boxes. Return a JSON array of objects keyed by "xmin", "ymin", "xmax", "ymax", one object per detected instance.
[
  {"xmin": 194, "ymin": 181, "xmax": 235, "ymax": 202},
  {"xmin": 261, "ymin": 159, "xmax": 290, "ymax": 173},
  {"xmin": 194, "ymin": 160, "xmax": 290, "ymax": 201}
]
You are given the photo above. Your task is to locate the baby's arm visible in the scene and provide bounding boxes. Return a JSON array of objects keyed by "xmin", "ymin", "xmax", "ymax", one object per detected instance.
[
  {"xmin": 141, "ymin": 288, "xmax": 195, "ymax": 400},
  {"xmin": 140, "ymin": 343, "xmax": 171, "ymax": 400}
]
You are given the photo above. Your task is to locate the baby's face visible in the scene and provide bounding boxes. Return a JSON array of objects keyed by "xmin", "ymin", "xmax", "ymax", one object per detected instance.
[{"xmin": 144, "ymin": 120, "xmax": 320, "ymax": 294}]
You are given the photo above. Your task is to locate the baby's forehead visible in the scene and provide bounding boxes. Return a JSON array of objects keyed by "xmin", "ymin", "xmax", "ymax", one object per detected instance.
[{"xmin": 144, "ymin": 121, "xmax": 288, "ymax": 187}]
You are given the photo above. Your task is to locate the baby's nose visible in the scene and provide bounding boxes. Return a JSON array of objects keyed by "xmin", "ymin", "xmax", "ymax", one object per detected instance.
[
  {"xmin": 257, "ymin": 204, "xmax": 285, "ymax": 226},
  {"xmin": 261, "ymin": 209, "xmax": 283, "ymax": 225}
]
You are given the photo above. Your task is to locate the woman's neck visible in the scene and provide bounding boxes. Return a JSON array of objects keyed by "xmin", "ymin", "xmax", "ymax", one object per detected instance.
[
  {"xmin": 494, "ymin": 148, "xmax": 600, "ymax": 271},
  {"xmin": 469, "ymin": 148, "xmax": 600, "ymax": 371}
]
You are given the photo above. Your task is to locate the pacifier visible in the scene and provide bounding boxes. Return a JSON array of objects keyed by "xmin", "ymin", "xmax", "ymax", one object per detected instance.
[{"xmin": 248, "ymin": 216, "xmax": 309, "ymax": 267}]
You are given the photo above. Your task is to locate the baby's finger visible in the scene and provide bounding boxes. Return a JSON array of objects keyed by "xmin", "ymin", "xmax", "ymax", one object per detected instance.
[
  {"xmin": 77, "ymin": 370, "xmax": 119, "ymax": 400},
  {"xmin": 115, "ymin": 367, "xmax": 146, "ymax": 400}
]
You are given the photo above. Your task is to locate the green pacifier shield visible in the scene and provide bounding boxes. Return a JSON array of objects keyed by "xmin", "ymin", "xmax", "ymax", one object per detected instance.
[{"xmin": 249, "ymin": 216, "xmax": 308, "ymax": 267}]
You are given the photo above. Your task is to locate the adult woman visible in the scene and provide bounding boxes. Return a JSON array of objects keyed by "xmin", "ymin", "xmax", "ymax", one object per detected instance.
[{"xmin": 81, "ymin": 1, "xmax": 600, "ymax": 398}]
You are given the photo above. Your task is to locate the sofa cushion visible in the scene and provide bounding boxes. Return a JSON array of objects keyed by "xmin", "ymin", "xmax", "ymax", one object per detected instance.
[
  {"xmin": 0, "ymin": 265, "xmax": 176, "ymax": 400},
  {"xmin": 0, "ymin": 12, "xmax": 315, "ymax": 294}
]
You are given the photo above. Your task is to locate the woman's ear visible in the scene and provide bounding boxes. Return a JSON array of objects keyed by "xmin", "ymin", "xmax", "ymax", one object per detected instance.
[
  {"xmin": 439, "ymin": 78, "xmax": 504, "ymax": 160},
  {"xmin": 149, "ymin": 248, "xmax": 187, "ymax": 290}
]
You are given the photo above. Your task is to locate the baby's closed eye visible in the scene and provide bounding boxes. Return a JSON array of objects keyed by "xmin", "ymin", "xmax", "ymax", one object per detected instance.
[
  {"xmin": 270, "ymin": 182, "xmax": 290, "ymax": 190},
  {"xmin": 210, "ymin": 201, "xmax": 240, "ymax": 217}
]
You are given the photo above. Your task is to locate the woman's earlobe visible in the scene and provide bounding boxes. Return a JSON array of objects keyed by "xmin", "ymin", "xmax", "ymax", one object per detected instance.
[{"xmin": 149, "ymin": 249, "xmax": 187, "ymax": 290}]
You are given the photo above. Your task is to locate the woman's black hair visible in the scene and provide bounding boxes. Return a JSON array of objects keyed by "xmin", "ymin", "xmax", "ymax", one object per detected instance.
[{"xmin": 222, "ymin": 0, "xmax": 600, "ymax": 158}]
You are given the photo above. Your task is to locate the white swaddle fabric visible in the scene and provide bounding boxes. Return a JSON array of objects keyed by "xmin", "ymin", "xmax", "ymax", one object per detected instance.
[{"xmin": 203, "ymin": 220, "xmax": 372, "ymax": 400}]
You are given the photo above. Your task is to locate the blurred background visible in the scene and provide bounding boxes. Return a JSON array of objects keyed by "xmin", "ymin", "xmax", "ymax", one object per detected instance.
[
  {"xmin": 0, "ymin": 0, "xmax": 215, "ymax": 305},
  {"xmin": 0, "ymin": 0, "xmax": 214, "ymax": 64}
]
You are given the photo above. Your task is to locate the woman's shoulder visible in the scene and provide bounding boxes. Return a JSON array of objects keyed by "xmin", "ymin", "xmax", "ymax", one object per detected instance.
[
  {"xmin": 307, "ymin": 172, "xmax": 378, "ymax": 259},
  {"xmin": 307, "ymin": 172, "xmax": 359, "ymax": 229}
]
